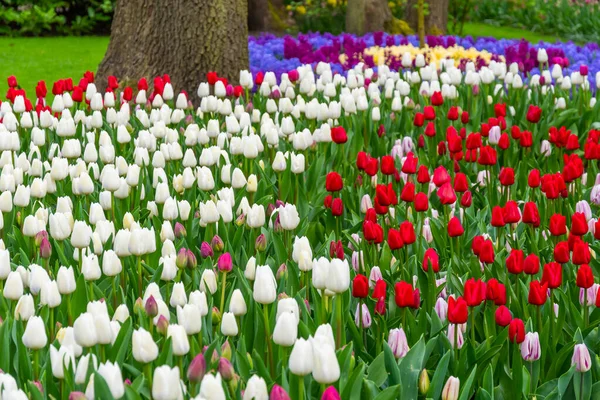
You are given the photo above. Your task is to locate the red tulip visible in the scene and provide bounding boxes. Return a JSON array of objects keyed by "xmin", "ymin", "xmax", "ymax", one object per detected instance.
[
  {"xmin": 528, "ymin": 280, "xmax": 548, "ymax": 305},
  {"xmin": 417, "ymin": 166, "xmax": 430, "ymax": 183},
  {"xmin": 460, "ymin": 191, "xmax": 472, "ymax": 208},
  {"xmin": 375, "ymin": 296, "xmax": 386, "ymax": 315},
  {"xmin": 414, "ymin": 112, "xmax": 425, "ymax": 127},
  {"xmin": 423, "ymin": 105, "xmax": 436, "ymax": 120},
  {"xmin": 7, "ymin": 75, "xmax": 17, "ymax": 88},
  {"xmin": 401, "ymin": 153, "xmax": 418, "ymax": 174},
  {"xmin": 448, "ymin": 296, "xmax": 468, "ymax": 324},
  {"xmin": 528, "ymin": 169, "xmax": 541, "ymax": 188},
  {"xmin": 447, "ymin": 106, "xmax": 459, "ymax": 120},
  {"xmin": 522, "ymin": 202, "xmax": 540, "ymax": 227},
  {"xmin": 526, "ymin": 105, "xmax": 542, "ymax": 123},
  {"xmin": 479, "ymin": 239, "xmax": 495, "ymax": 264},
  {"xmin": 499, "ymin": 168, "xmax": 515, "ymax": 186},
  {"xmin": 491, "ymin": 206, "xmax": 506, "ymax": 227},
  {"xmin": 433, "ymin": 166, "xmax": 451, "ymax": 187},
  {"xmin": 508, "ymin": 318, "xmax": 526, "ymax": 343},
  {"xmin": 381, "ymin": 155, "xmax": 396, "ymax": 175},
  {"xmin": 541, "ymin": 262, "xmax": 562, "ymax": 289},
  {"xmin": 494, "ymin": 103, "xmax": 507, "ymax": 118},
  {"xmin": 478, "ymin": 146, "xmax": 497, "ymax": 165},
  {"xmin": 503, "ymin": 201, "xmax": 521, "ymax": 224},
  {"xmin": 387, "ymin": 229, "xmax": 404, "ymax": 250},
  {"xmin": 572, "ymin": 241, "xmax": 591, "ymax": 265},
  {"xmin": 524, "ymin": 254, "xmax": 540, "ymax": 275},
  {"xmin": 365, "ymin": 157, "xmax": 379, "ymax": 176},
  {"xmin": 486, "ymin": 279, "xmax": 506, "ymax": 305},
  {"xmin": 400, "ymin": 182, "xmax": 415, "ymax": 203},
  {"xmin": 471, "ymin": 236, "xmax": 484, "ymax": 256},
  {"xmin": 331, "ymin": 126, "xmax": 348, "ymax": 144},
  {"xmin": 400, "ymin": 221, "xmax": 416, "ymax": 245},
  {"xmin": 394, "ymin": 281, "xmax": 415, "ymax": 308},
  {"xmin": 352, "ymin": 275, "xmax": 369, "ymax": 298},
  {"xmin": 431, "ymin": 91, "xmax": 444, "ymax": 106},
  {"xmin": 424, "ymin": 122, "xmax": 436, "ymax": 137},
  {"xmin": 331, "ymin": 198, "xmax": 343, "ymax": 217},
  {"xmin": 549, "ymin": 214, "xmax": 567, "ymax": 236},
  {"xmin": 325, "ymin": 172, "xmax": 343, "ymax": 192},
  {"xmin": 356, "ymin": 152, "xmax": 368, "ymax": 170},
  {"xmin": 495, "ymin": 305, "xmax": 512, "ymax": 327},
  {"xmin": 323, "ymin": 195, "xmax": 333, "ymax": 209},
  {"xmin": 414, "ymin": 192, "xmax": 429, "ymax": 212},
  {"xmin": 576, "ymin": 264, "xmax": 594, "ymax": 289},
  {"xmin": 363, "ymin": 221, "xmax": 383, "ymax": 244},
  {"xmin": 447, "ymin": 217, "xmax": 464, "ymax": 237},
  {"xmin": 422, "ymin": 248, "xmax": 439, "ymax": 272},
  {"xmin": 464, "ymin": 278, "xmax": 486, "ymax": 307},
  {"xmin": 571, "ymin": 212, "xmax": 588, "ymax": 236},
  {"xmin": 373, "ymin": 280, "xmax": 387, "ymax": 299},
  {"xmin": 461, "ymin": 111, "xmax": 469, "ymax": 124},
  {"xmin": 553, "ymin": 241, "xmax": 570, "ymax": 264},
  {"xmin": 437, "ymin": 182, "xmax": 457, "ymax": 205},
  {"xmin": 506, "ymin": 249, "xmax": 524, "ymax": 275}
]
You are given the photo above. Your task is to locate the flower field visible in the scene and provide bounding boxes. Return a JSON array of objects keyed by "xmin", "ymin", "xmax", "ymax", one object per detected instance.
[{"xmin": 0, "ymin": 38, "xmax": 600, "ymax": 400}]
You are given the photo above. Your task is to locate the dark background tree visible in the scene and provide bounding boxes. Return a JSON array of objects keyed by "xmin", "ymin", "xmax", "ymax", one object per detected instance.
[
  {"xmin": 405, "ymin": 0, "xmax": 449, "ymax": 36},
  {"xmin": 346, "ymin": 0, "xmax": 392, "ymax": 35},
  {"xmin": 97, "ymin": 0, "xmax": 248, "ymax": 100}
]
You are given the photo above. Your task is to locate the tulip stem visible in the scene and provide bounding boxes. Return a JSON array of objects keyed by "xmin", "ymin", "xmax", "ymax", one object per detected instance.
[
  {"xmin": 144, "ymin": 363, "xmax": 153, "ymax": 390},
  {"xmin": 583, "ymin": 303, "xmax": 589, "ymax": 328},
  {"xmin": 336, "ymin": 295, "xmax": 343, "ymax": 349},
  {"xmin": 470, "ymin": 308, "xmax": 475, "ymax": 344},
  {"xmin": 298, "ymin": 375, "xmax": 305, "ymax": 400},
  {"xmin": 453, "ymin": 323, "xmax": 459, "ymax": 371},
  {"xmin": 137, "ymin": 256, "xmax": 142, "ymax": 297},
  {"xmin": 219, "ymin": 271, "xmax": 227, "ymax": 314},
  {"xmin": 33, "ymin": 350, "xmax": 39, "ymax": 381},
  {"xmin": 537, "ymin": 306, "xmax": 543, "ymax": 333},
  {"xmin": 262, "ymin": 304, "xmax": 274, "ymax": 377}
]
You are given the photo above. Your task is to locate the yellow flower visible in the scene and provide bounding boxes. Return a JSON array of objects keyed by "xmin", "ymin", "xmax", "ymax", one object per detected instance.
[{"xmin": 297, "ymin": 5, "xmax": 306, "ymax": 15}]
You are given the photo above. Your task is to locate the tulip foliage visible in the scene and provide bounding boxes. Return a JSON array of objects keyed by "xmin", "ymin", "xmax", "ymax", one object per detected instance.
[{"xmin": 0, "ymin": 50, "xmax": 599, "ymax": 400}]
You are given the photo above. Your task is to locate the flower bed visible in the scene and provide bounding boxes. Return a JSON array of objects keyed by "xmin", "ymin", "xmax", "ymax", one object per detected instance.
[
  {"xmin": 0, "ymin": 53, "xmax": 599, "ymax": 399},
  {"xmin": 250, "ymin": 33, "xmax": 600, "ymax": 88}
]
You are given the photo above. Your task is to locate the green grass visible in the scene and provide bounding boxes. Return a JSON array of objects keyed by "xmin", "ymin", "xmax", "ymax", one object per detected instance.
[
  {"xmin": 0, "ymin": 36, "xmax": 109, "ymax": 97},
  {"xmin": 449, "ymin": 22, "xmax": 561, "ymax": 44},
  {"xmin": 0, "ymin": 24, "xmax": 565, "ymax": 97}
]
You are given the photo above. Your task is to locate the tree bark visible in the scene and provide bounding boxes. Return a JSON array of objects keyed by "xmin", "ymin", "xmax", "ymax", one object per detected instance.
[
  {"xmin": 346, "ymin": 0, "xmax": 392, "ymax": 35},
  {"xmin": 97, "ymin": 0, "xmax": 249, "ymax": 102},
  {"xmin": 405, "ymin": 0, "xmax": 449, "ymax": 37}
]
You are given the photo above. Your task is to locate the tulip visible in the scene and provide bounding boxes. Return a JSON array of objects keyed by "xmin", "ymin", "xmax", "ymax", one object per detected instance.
[
  {"xmin": 354, "ymin": 303, "xmax": 372, "ymax": 329},
  {"xmin": 50, "ymin": 345, "xmax": 76, "ymax": 379},
  {"xmin": 167, "ymin": 324, "xmax": 190, "ymax": 355},
  {"xmin": 442, "ymin": 376, "xmax": 460, "ymax": 400},
  {"xmin": 201, "ymin": 269, "xmax": 218, "ymax": 294},
  {"xmin": 229, "ymin": 289, "xmax": 247, "ymax": 316},
  {"xmin": 289, "ymin": 337, "xmax": 313, "ymax": 376},
  {"xmin": 220, "ymin": 312, "xmax": 238, "ymax": 336},
  {"xmin": 152, "ymin": 365, "xmax": 182, "ymax": 400},
  {"xmin": 4, "ymin": 271, "xmax": 23, "ymax": 300},
  {"xmin": 388, "ymin": 328, "xmax": 409, "ymax": 358},
  {"xmin": 321, "ymin": 386, "xmax": 341, "ymax": 400},
  {"xmin": 187, "ymin": 353, "xmax": 207, "ymax": 383},
  {"xmin": 199, "ymin": 373, "xmax": 226, "ymax": 400},
  {"xmin": 310, "ymin": 335, "xmax": 340, "ymax": 384},
  {"xmin": 520, "ymin": 332, "xmax": 541, "ymax": 361},
  {"xmin": 572, "ymin": 344, "xmax": 591, "ymax": 372},
  {"xmin": 270, "ymin": 384, "xmax": 291, "ymax": 400},
  {"xmin": 254, "ymin": 265, "xmax": 277, "ymax": 304},
  {"xmin": 218, "ymin": 357, "xmax": 234, "ymax": 381},
  {"xmin": 22, "ymin": 316, "xmax": 48, "ymax": 349},
  {"xmin": 509, "ymin": 318, "xmax": 525, "ymax": 344}
]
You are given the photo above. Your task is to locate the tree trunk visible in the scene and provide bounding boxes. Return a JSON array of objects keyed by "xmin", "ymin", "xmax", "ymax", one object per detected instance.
[
  {"xmin": 405, "ymin": 0, "xmax": 449, "ymax": 37},
  {"xmin": 248, "ymin": 0, "xmax": 287, "ymax": 33},
  {"xmin": 97, "ymin": 0, "xmax": 248, "ymax": 102},
  {"xmin": 346, "ymin": 0, "xmax": 392, "ymax": 35}
]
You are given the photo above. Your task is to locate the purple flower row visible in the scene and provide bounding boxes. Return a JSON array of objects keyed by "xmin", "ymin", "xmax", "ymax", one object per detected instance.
[{"xmin": 249, "ymin": 32, "xmax": 600, "ymax": 87}]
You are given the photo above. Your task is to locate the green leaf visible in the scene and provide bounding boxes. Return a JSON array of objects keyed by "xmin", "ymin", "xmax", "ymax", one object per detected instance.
[
  {"xmin": 373, "ymin": 384, "xmax": 401, "ymax": 400},
  {"xmin": 558, "ymin": 365, "xmax": 576, "ymax": 398},
  {"xmin": 399, "ymin": 336, "xmax": 427, "ymax": 398},
  {"xmin": 428, "ymin": 350, "xmax": 451, "ymax": 400},
  {"xmin": 341, "ymin": 363, "xmax": 366, "ymax": 400},
  {"xmin": 383, "ymin": 343, "xmax": 401, "ymax": 386},
  {"xmin": 458, "ymin": 365, "xmax": 478, "ymax": 400},
  {"xmin": 94, "ymin": 372, "xmax": 117, "ymax": 399},
  {"xmin": 367, "ymin": 352, "xmax": 387, "ymax": 388}
]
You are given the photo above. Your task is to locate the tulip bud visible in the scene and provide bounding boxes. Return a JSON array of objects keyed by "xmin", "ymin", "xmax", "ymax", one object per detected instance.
[
  {"xmin": 211, "ymin": 306, "xmax": 222, "ymax": 325},
  {"xmin": 322, "ymin": 386, "xmax": 341, "ymax": 400},
  {"xmin": 187, "ymin": 353, "xmax": 207, "ymax": 383},
  {"xmin": 156, "ymin": 315, "xmax": 169, "ymax": 335},
  {"xmin": 186, "ymin": 249, "xmax": 197, "ymax": 269},
  {"xmin": 133, "ymin": 297, "xmax": 144, "ymax": 314},
  {"xmin": 174, "ymin": 222, "xmax": 186, "ymax": 238},
  {"xmin": 218, "ymin": 357, "xmax": 234, "ymax": 380},
  {"xmin": 572, "ymin": 344, "xmax": 591, "ymax": 372},
  {"xmin": 176, "ymin": 248, "xmax": 187, "ymax": 269},
  {"xmin": 69, "ymin": 392, "xmax": 86, "ymax": 400},
  {"xmin": 442, "ymin": 376, "xmax": 460, "ymax": 400},
  {"xmin": 35, "ymin": 230, "xmax": 48, "ymax": 247},
  {"xmin": 218, "ymin": 252, "xmax": 233, "ymax": 272},
  {"xmin": 200, "ymin": 242, "xmax": 213, "ymax": 258},
  {"xmin": 145, "ymin": 295, "xmax": 158, "ymax": 318},
  {"xmin": 276, "ymin": 263, "xmax": 287, "ymax": 280},
  {"xmin": 221, "ymin": 340, "xmax": 232, "ymax": 360},
  {"xmin": 270, "ymin": 384, "xmax": 291, "ymax": 400},
  {"xmin": 211, "ymin": 235, "xmax": 224, "ymax": 252},
  {"xmin": 255, "ymin": 233, "xmax": 267, "ymax": 252},
  {"xmin": 419, "ymin": 369, "xmax": 430, "ymax": 394},
  {"xmin": 39, "ymin": 238, "xmax": 52, "ymax": 259}
]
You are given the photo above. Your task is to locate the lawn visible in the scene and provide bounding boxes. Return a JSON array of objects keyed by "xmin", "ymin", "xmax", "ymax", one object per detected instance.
[
  {"xmin": 0, "ymin": 36, "xmax": 109, "ymax": 97},
  {"xmin": 0, "ymin": 25, "xmax": 568, "ymax": 97}
]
